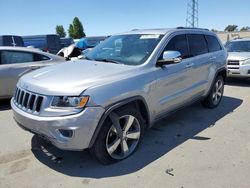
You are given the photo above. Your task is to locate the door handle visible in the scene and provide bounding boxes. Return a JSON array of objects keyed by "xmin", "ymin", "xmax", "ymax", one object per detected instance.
[{"xmin": 186, "ymin": 63, "xmax": 194, "ymax": 68}]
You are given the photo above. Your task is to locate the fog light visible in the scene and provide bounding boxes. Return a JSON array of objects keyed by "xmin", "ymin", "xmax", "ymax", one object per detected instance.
[{"xmin": 58, "ymin": 129, "xmax": 73, "ymax": 138}]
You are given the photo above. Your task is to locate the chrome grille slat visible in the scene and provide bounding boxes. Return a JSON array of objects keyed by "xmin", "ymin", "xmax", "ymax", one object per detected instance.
[
  {"xmin": 17, "ymin": 89, "xmax": 22, "ymax": 104},
  {"xmin": 227, "ymin": 60, "xmax": 240, "ymax": 69},
  {"xmin": 21, "ymin": 92, "xmax": 26, "ymax": 106},
  {"xmin": 14, "ymin": 87, "xmax": 44, "ymax": 113},
  {"xmin": 14, "ymin": 88, "xmax": 18, "ymax": 101},
  {"xmin": 27, "ymin": 94, "xmax": 32, "ymax": 110},
  {"xmin": 33, "ymin": 95, "xmax": 38, "ymax": 111}
]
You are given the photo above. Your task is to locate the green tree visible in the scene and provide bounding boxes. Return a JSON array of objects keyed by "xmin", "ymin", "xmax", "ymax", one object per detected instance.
[
  {"xmin": 68, "ymin": 24, "xmax": 75, "ymax": 38},
  {"xmin": 240, "ymin": 26, "xmax": 250, "ymax": 31},
  {"xmin": 211, "ymin": 29, "xmax": 218, "ymax": 33},
  {"xmin": 68, "ymin": 17, "xmax": 86, "ymax": 39},
  {"xmin": 224, "ymin": 25, "xmax": 238, "ymax": 32},
  {"xmin": 55, "ymin": 25, "xmax": 66, "ymax": 38}
]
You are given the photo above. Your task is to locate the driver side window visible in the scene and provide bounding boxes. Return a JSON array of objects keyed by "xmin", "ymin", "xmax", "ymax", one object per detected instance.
[{"xmin": 163, "ymin": 35, "xmax": 189, "ymax": 59}]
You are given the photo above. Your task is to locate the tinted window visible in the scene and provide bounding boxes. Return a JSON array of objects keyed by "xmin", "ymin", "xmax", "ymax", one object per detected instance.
[
  {"xmin": 23, "ymin": 38, "xmax": 46, "ymax": 49},
  {"xmin": 60, "ymin": 38, "xmax": 74, "ymax": 48},
  {"xmin": 47, "ymin": 35, "xmax": 61, "ymax": 50},
  {"xmin": 187, "ymin": 34, "xmax": 208, "ymax": 56},
  {"xmin": 164, "ymin": 35, "xmax": 189, "ymax": 59},
  {"xmin": 205, "ymin": 35, "xmax": 221, "ymax": 52},
  {"xmin": 225, "ymin": 41, "xmax": 250, "ymax": 52},
  {"xmin": 34, "ymin": 53, "xmax": 50, "ymax": 61},
  {"xmin": 1, "ymin": 51, "xmax": 34, "ymax": 64},
  {"xmin": 2, "ymin": 36, "xmax": 24, "ymax": 47}
]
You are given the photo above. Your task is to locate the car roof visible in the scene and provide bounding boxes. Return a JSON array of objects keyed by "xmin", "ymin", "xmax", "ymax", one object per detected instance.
[
  {"xmin": 114, "ymin": 27, "xmax": 211, "ymax": 35},
  {"xmin": 0, "ymin": 46, "xmax": 45, "ymax": 52},
  {"xmin": 0, "ymin": 46, "xmax": 64, "ymax": 60}
]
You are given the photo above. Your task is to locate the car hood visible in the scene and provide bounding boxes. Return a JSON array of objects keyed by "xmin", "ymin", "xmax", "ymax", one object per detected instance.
[
  {"xmin": 18, "ymin": 60, "xmax": 137, "ymax": 96},
  {"xmin": 228, "ymin": 52, "xmax": 250, "ymax": 61}
]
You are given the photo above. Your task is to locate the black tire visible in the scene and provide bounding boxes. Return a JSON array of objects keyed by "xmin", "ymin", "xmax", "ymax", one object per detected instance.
[
  {"xmin": 90, "ymin": 106, "xmax": 145, "ymax": 165},
  {"xmin": 202, "ymin": 75, "xmax": 224, "ymax": 108}
]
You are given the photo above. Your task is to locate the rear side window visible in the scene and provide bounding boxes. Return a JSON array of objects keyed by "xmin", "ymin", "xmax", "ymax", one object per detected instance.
[
  {"xmin": 164, "ymin": 35, "xmax": 189, "ymax": 59},
  {"xmin": 1, "ymin": 51, "xmax": 34, "ymax": 64},
  {"xmin": 34, "ymin": 53, "xmax": 50, "ymax": 61},
  {"xmin": 205, "ymin": 35, "xmax": 222, "ymax": 52},
  {"xmin": 187, "ymin": 34, "xmax": 208, "ymax": 57}
]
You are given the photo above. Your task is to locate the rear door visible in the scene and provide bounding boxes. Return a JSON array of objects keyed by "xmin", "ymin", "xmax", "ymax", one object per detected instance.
[
  {"xmin": 0, "ymin": 50, "xmax": 51, "ymax": 97},
  {"xmin": 186, "ymin": 34, "xmax": 211, "ymax": 96}
]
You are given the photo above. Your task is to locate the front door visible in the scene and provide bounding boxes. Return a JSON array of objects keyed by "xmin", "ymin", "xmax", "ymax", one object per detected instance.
[{"xmin": 153, "ymin": 34, "xmax": 195, "ymax": 118}]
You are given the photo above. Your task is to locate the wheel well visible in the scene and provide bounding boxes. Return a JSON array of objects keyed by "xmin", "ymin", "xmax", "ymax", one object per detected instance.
[
  {"xmin": 114, "ymin": 99, "xmax": 150, "ymax": 128},
  {"xmin": 217, "ymin": 69, "xmax": 227, "ymax": 81}
]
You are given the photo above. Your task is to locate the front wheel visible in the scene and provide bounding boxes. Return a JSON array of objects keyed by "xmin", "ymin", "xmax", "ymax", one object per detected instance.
[
  {"xmin": 202, "ymin": 75, "xmax": 224, "ymax": 108},
  {"xmin": 90, "ymin": 107, "xmax": 145, "ymax": 165}
]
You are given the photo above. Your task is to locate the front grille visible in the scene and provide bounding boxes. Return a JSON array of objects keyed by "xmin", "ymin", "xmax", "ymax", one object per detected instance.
[
  {"xmin": 14, "ymin": 87, "xmax": 44, "ymax": 113},
  {"xmin": 227, "ymin": 60, "xmax": 240, "ymax": 69},
  {"xmin": 228, "ymin": 60, "xmax": 240, "ymax": 66}
]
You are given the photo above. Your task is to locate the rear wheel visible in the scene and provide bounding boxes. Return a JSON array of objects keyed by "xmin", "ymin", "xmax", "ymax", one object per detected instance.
[
  {"xmin": 202, "ymin": 75, "xmax": 224, "ymax": 108},
  {"xmin": 90, "ymin": 107, "xmax": 145, "ymax": 164}
]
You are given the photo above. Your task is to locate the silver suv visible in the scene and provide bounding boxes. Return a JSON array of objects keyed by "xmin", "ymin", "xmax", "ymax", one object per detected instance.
[
  {"xmin": 225, "ymin": 38, "xmax": 250, "ymax": 77},
  {"xmin": 11, "ymin": 28, "xmax": 227, "ymax": 164}
]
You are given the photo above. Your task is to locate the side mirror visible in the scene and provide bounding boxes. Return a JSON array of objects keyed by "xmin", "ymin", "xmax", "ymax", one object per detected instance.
[{"xmin": 156, "ymin": 51, "xmax": 182, "ymax": 67}]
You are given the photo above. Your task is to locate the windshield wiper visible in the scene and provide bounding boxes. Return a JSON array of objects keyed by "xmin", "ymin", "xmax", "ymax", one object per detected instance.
[{"xmin": 94, "ymin": 58, "xmax": 122, "ymax": 64}]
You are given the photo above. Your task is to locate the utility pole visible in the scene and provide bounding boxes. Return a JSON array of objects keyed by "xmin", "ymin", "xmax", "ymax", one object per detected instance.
[{"xmin": 186, "ymin": 0, "xmax": 199, "ymax": 27}]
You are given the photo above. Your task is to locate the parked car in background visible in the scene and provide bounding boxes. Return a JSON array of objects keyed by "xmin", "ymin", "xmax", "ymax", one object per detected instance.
[
  {"xmin": 0, "ymin": 46, "xmax": 64, "ymax": 99},
  {"xmin": 22, "ymin": 34, "xmax": 61, "ymax": 54},
  {"xmin": 60, "ymin": 37, "xmax": 74, "ymax": 48},
  {"xmin": 225, "ymin": 38, "xmax": 250, "ymax": 78},
  {"xmin": 75, "ymin": 36, "xmax": 108, "ymax": 50},
  {"xmin": 11, "ymin": 28, "xmax": 227, "ymax": 164},
  {"xmin": 0, "ymin": 35, "xmax": 24, "ymax": 47},
  {"xmin": 57, "ymin": 44, "xmax": 82, "ymax": 60}
]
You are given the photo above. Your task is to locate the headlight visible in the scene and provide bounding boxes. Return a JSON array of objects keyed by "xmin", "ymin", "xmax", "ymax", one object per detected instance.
[
  {"xmin": 242, "ymin": 59, "xmax": 250, "ymax": 65},
  {"xmin": 51, "ymin": 96, "xmax": 89, "ymax": 108}
]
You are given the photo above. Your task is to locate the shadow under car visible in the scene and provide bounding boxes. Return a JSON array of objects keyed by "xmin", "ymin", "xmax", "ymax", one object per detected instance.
[
  {"xmin": 30, "ymin": 95, "xmax": 242, "ymax": 178},
  {"xmin": 0, "ymin": 99, "xmax": 11, "ymax": 111}
]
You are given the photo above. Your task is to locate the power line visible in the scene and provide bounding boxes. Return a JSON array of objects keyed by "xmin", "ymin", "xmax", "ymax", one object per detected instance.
[{"xmin": 186, "ymin": 0, "xmax": 199, "ymax": 27}]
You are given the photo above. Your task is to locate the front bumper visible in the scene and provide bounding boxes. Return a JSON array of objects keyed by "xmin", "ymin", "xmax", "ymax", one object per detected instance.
[
  {"xmin": 11, "ymin": 98, "xmax": 105, "ymax": 151},
  {"xmin": 227, "ymin": 65, "xmax": 250, "ymax": 78}
]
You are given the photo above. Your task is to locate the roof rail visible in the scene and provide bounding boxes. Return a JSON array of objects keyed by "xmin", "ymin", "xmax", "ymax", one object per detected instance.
[{"xmin": 176, "ymin": 27, "xmax": 209, "ymax": 31}]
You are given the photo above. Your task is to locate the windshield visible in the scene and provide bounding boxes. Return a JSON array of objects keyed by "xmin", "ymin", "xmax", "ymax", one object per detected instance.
[
  {"xmin": 85, "ymin": 34, "xmax": 163, "ymax": 65},
  {"xmin": 225, "ymin": 41, "xmax": 250, "ymax": 52}
]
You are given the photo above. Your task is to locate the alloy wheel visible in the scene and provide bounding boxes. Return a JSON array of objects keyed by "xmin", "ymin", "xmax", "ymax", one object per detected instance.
[
  {"xmin": 212, "ymin": 79, "xmax": 223, "ymax": 105},
  {"xmin": 106, "ymin": 113, "xmax": 141, "ymax": 160}
]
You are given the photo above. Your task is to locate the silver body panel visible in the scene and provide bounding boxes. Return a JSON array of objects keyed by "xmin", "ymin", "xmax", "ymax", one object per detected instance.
[
  {"xmin": 12, "ymin": 28, "xmax": 227, "ymax": 150},
  {"xmin": 227, "ymin": 52, "xmax": 250, "ymax": 77},
  {"xmin": 0, "ymin": 47, "xmax": 64, "ymax": 99}
]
